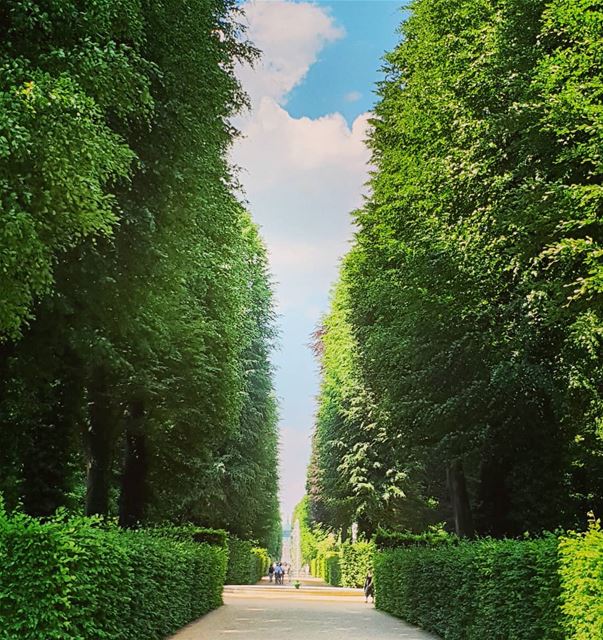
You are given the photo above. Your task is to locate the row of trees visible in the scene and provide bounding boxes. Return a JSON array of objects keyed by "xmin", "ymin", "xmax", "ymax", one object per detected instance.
[
  {"xmin": 0, "ymin": 0, "xmax": 280, "ymax": 553},
  {"xmin": 308, "ymin": 0, "xmax": 603, "ymax": 539}
]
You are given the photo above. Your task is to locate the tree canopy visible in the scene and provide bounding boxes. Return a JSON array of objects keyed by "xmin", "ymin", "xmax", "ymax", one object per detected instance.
[
  {"xmin": 308, "ymin": 0, "xmax": 603, "ymax": 539},
  {"xmin": 0, "ymin": 0, "xmax": 280, "ymax": 554}
]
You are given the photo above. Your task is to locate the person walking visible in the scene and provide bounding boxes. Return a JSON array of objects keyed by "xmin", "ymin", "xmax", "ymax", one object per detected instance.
[
  {"xmin": 364, "ymin": 572, "xmax": 374, "ymax": 603},
  {"xmin": 268, "ymin": 563, "xmax": 275, "ymax": 583}
]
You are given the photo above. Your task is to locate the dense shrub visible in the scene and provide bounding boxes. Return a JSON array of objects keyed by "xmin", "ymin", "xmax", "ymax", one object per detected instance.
[
  {"xmin": 311, "ymin": 542, "xmax": 374, "ymax": 587},
  {"xmin": 325, "ymin": 552, "xmax": 342, "ymax": 586},
  {"xmin": 0, "ymin": 508, "xmax": 227, "ymax": 640},
  {"xmin": 310, "ymin": 552, "xmax": 341, "ymax": 586},
  {"xmin": 375, "ymin": 528, "xmax": 454, "ymax": 550},
  {"xmin": 149, "ymin": 525, "xmax": 227, "ymax": 548},
  {"xmin": 559, "ymin": 520, "xmax": 603, "ymax": 640},
  {"xmin": 225, "ymin": 537, "xmax": 270, "ymax": 584},
  {"xmin": 374, "ymin": 536, "xmax": 562, "ymax": 640},
  {"xmin": 340, "ymin": 541, "xmax": 374, "ymax": 587}
]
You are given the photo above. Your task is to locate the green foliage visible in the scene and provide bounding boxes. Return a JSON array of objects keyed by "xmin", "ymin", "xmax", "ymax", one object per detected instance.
[
  {"xmin": 225, "ymin": 537, "xmax": 270, "ymax": 585},
  {"xmin": 0, "ymin": 0, "xmax": 280, "ymax": 552},
  {"xmin": 312, "ymin": 551, "xmax": 342, "ymax": 586},
  {"xmin": 309, "ymin": 0, "xmax": 603, "ymax": 538},
  {"xmin": 559, "ymin": 517, "xmax": 603, "ymax": 640},
  {"xmin": 148, "ymin": 525, "xmax": 228, "ymax": 548},
  {"xmin": 340, "ymin": 541, "xmax": 374, "ymax": 588},
  {"xmin": 375, "ymin": 527, "xmax": 454, "ymax": 550},
  {"xmin": 310, "ymin": 540, "xmax": 374, "ymax": 588},
  {"xmin": 293, "ymin": 496, "xmax": 331, "ymax": 564},
  {"xmin": 0, "ymin": 0, "xmax": 151, "ymax": 339},
  {"xmin": 0, "ymin": 506, "xmax": 226, "ymax": 640},
  {"xmin": 374, "ymin": 536, "xmax": 563, "ymax": 640}
]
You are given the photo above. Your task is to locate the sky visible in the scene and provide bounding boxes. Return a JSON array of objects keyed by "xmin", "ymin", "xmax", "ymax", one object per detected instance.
[{"xmin": 232, "ymin": 0, "xmax": 402, "ymax": 522}]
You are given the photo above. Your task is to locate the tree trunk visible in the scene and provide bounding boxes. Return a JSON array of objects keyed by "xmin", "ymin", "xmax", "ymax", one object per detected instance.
[
  {"xmin": 447, "ymin": 458, "xmax": 475, "ymax": 538},
  {"xmin": 119, "ymin": 399, "xmax": 147, "ymax": 528},
  {"xmin": 475, "ymin": 452, "xmax": 511, "ymax": 537},
  {"xmin": 21, "ymin": 408, "xmax": 73, "ymax": 518},
  {"xmin": 14, "ymin": 345, "xmax": 83, "ymax": 517},
  {"xmin": 85, "ymin": 367, "xmax": 117, "ymax": 517}
]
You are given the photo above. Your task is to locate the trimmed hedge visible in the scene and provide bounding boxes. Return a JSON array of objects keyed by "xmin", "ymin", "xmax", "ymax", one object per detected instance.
[
  {"xmin": 149, "ymin": 524, "xmax": 228, "ymax": 548},
  {"xmin": 375, "ymin": 528, "xmax": 454, "ymax": 550},
  {"xmin": 374, "ymin": 536, "xmax": 563, "ymax": 640},
  {"xmin": 311, "ymin": 542, "xmax": 374, "ymax": 587},
  {"xmin": 559, "ymin": 520, "xmax": 603, "ymax": 640},
  {"xmin": 0, "ymin": 509, "xmax": 227, "ymax": 640},
  {"xmin": 340, "ymin": 541, "xmax": 374, "ymax": 587},
  {"xmin": 312, "ymin": 551, "xmax": 342, "ymax": 586},
  {"xmin": 225, "ymin": 537, "xmax": 270, "ymax": 584}
]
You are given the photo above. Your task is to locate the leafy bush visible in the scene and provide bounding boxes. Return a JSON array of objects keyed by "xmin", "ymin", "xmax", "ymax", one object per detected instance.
[
  {"xmin": 311, "ymin": 542, "xmax": 374, "ymax": 587},
  {"xmin": 374, "ymin": 536, "xmax": 562, "ymax": 640},
  {"xmin": 375, "ymin": 528, "xmax": 454, "ymax": 550},
  {"xmin": 0, "ymin": 508, "xmax": 227, "ymax": 640},
  {"xmin": 340, "ymin": 541, "xmax": 374, "ymax": 587},
  {"xmin": 559, "ymin": 519, "xmax": 603, "ymax": 640},
  {"xmin": 325, "ymin": 552, "xmax": 342, "ymax": 586},
  {"xmin": 225, "ymin": 537, "xmax": 269, "ymax": 584},
  {"xmin": 149, "ymin": 524, "xmax": 227, "ymax": 548},
  {"xmin": 310, "ymin": 551, "xmax": 341, "ymax": 586}
]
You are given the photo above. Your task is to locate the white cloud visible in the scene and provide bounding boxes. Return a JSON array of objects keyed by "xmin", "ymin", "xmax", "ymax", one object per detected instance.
[
  {"xmin": 233, "ymin": 97, "xmax": 371, "ymax": 311},
  {"xmin": 234, "ymin": 1, "xmax": 373, "ymax": 521},
  {"xmin": 237, "ymin": 1, "xmax": 344, "ymax": 108},
  {"xmin": 344, "ymin": 90, "xmax": 363, "ymax": 103}
]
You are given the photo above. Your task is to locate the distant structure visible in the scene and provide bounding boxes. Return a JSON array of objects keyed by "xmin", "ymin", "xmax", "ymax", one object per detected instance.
[
  {"xmin": 290, "ymin": 519, "xmax": 302, "ymax": 577},
  {"xmin": 281, "ymin": 519, "xmax": 292, "ymax": 564}
]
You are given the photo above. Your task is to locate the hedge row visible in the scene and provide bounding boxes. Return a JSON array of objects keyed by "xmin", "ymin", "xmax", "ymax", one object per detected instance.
[
  {"xmin": 375, "ymin": 535, "xmax": 563, "ymax": 640},
  {"xmin": 225, "ymin": 537, "xmax": 270, "ymax": 585},
  {"xmin": 340, "ymin": 541, "xmax": 374, "ymax": 587},
  {"xmin": 375, "ymin": 528, "xmax": 454, "ymax": 549},
  {"xmin": 311, "ymin": 551, "xmax": 341, "ymax": 586},
  {"xmin": 310, "ymin": 542, "xmax": 374, "ymax": 587},
  {"xmin": 150, "ymin": 524, "xmax": 228, "ymax": 548},
  {"xmin": 559, "ymin": 522, "xmax": 603, "ymax": 640},
  {"xmin": 0, "ymin": 509, "xmax": 227, "ymax": 640}
]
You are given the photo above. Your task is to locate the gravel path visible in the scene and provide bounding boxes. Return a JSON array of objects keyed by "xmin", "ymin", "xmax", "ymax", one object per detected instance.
[{"xmin": 169, "ymin": 585, "xmax": 437, "ymax": 639}]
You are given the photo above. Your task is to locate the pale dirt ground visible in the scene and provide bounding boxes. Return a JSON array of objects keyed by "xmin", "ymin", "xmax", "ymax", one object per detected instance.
[{"xmin": 169, "ymin": 583, "xmax": 437, "ymax": 640}]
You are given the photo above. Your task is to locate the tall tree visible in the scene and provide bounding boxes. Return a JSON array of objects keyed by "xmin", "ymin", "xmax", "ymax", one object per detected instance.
[{"xmin": 309, "ymin": 0, "xmax": 603, "ymax": 538}]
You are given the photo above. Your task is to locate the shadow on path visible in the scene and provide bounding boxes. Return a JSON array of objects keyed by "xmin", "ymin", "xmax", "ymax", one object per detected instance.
[{"xmin": 169, "ymin": 583, "xmax": 437, "ymax": 639}]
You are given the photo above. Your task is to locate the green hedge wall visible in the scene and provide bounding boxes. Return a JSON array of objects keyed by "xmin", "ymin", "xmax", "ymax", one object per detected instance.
[
  {"xmin": 310, "ymin": 543, "xmax": 374, "ymax": 587},
  {"xmin": 375, "ymin": 528, "xmax": 454, "ymax": 549},
  {"xmin": 0, "ymin": 509, "xmax": 227, "ymax": 640},
  {"xmin": 225, "ymin": 537, "xmax": 270, "ymax": 584},
  {"xmin": 325, "ymin": 552, "xmax": 342, "ymax": 586},
  {"xmin": 150, "ymin": 524, "xmax": 228, "ymax": 548},
  {"xmin": 310, "ymin": 552, "xmax": 341, "ymax": 585},
  {"xmin": 559, "ymin": 521, "xmax": 603, "ymax": 640},
  {"xmin": 374, "ymin": 536, "xmax": 563, "ymax": 640},
  {"xmin": 340, "ymin": 541, "xmax": 374, "ymax": 587}
]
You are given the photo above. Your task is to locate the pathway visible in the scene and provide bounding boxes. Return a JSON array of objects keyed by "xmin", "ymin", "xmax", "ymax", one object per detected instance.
[{"xmin": 169, "ymin": 580, "xmax": 436, "ymax": 640}]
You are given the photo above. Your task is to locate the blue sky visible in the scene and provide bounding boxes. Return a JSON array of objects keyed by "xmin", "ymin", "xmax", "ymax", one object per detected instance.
[
  {"xmin": 233, "ymin": 0, "xmax": 402, "ymax": 521},
  {"xmin": 287, "ymin": 2, "xmax": 403, "ymax": 124}
]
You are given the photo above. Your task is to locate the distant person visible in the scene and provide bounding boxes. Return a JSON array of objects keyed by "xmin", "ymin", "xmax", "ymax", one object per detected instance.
[
  {"xmin": 268, "ymin": 563, "xmax": 275, "ymax": 583},
  {"xmin": 364, "ymin": 572, "xmax": 374, "ymax": 603},
  {"xmin": 275, "ymin": 562, "xmax": 283, "ymax": 585}
]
